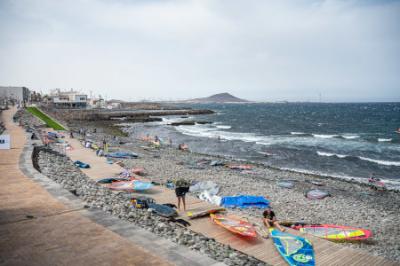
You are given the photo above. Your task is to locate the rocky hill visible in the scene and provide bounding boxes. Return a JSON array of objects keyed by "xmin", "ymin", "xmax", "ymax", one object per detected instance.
[{"xmin": 187, "ymin": 93, "xmax": 249, "ymax": 103}]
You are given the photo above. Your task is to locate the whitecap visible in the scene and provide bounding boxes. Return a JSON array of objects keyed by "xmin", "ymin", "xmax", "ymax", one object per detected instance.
[
  {"xmin": 378, "ymin": 138, "xmax": 392, "ymax": 142},
  {"xmin": 290, "ymin": 132, "xmax": 306, "ymax": 135},
  {"xmin": 341, "ymin": 135, "xmax": 360, "ymax": 140},
  {"xmin": 316, "ymin": 151, "xmax": 347, "ymax": 158},
  {"xmin": 216, "ymin": 125, "xmax": 232, "ymax": 129},
  {"xmin": 312, "ymin": 134, "xmax": 339, "ymax": 139},
  {"xmin": 358, "ymin": 157, "xmax": 400, "ymax": 167}
]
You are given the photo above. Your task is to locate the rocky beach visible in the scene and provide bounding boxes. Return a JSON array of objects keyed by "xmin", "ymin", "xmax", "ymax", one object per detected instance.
[{"xmin": 18, "ymin": 108, "xmax": 400, "ymax": 264}]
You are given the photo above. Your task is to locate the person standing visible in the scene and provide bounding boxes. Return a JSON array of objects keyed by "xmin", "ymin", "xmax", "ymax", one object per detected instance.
[
  {"xmin": 174, "ymin": 178, "xmax": 190, "ymax": 211},
  {"xmin": 102, "ymin": 138, "xmax": 108, "ymax": 152}
]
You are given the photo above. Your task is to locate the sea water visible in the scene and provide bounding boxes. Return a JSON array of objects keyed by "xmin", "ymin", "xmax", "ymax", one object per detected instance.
[{"xmin": 127, "ymin": 102, "xmax": 400, "ymax": 188}]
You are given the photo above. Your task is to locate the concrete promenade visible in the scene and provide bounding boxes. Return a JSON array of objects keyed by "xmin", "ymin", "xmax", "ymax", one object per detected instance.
[{"xmin": 0, "ymin": 107, "xmax": 173, "ymax": 266}]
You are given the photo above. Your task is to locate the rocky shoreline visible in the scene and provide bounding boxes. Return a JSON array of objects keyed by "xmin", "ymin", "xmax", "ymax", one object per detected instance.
[
  {"xmin": 19, "ymin": 108, "xmax": 400, "ymax": 263},
  {"xmin": 84, "ymin": 122, "xmax": 400, "ymax": 262}
]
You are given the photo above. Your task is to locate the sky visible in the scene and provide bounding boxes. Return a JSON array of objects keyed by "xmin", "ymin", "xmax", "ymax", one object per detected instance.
[{"xmin": 0, "ymin": 0, "xmax": 399, "ymax": 102}]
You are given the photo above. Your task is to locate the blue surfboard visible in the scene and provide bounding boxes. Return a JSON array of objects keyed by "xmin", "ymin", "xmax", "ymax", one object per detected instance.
[{"xmin": 270, "ymin": 228, "xmax": 315, "ymax": 266}]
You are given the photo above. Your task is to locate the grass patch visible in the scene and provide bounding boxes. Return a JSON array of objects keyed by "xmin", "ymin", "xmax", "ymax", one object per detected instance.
[{"xmin": 26, "ymin": 107, "xmax": 66, "ymax": 130}]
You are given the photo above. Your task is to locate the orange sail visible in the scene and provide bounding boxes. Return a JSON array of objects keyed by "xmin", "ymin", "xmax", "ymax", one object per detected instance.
[{"xmin": 210, "ymin": 214, "xmax": 257, "ymax": 237}]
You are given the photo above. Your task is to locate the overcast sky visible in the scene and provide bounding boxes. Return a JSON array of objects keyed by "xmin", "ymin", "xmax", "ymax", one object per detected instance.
[{"xmin": 0, "ymin": 0, "xmax": 399, "ymax": 102}]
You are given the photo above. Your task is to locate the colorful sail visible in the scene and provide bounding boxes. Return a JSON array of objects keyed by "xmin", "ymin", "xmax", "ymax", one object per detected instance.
[
  {"xmin": 280, "ymin": 222, "xmax": 372, "ymax": 241},
  {"xmin": 270, "ymin": 228, "xmax": 315, "ymax": 266},
  {"xmin": 108, "ymin": 180, "xmax": 152, "ymax": 191},
  {"xmin": 210, "ymin": 214, "xmax": 257, "ymax": 237},
  {"xmin": 295, "ymin": 224, "xmax": 371, "ymax": 240}
]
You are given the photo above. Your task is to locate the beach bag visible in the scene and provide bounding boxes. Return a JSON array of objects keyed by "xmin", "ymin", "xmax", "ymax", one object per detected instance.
[{"xmin": 131, "ymin": 196, "xmax": 155, "ymax": 209}]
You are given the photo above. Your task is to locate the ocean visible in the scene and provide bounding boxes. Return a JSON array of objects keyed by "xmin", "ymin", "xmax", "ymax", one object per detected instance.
[{"xmin": 125, "ymin": 102, "xmax": 400, "ymax": 188}]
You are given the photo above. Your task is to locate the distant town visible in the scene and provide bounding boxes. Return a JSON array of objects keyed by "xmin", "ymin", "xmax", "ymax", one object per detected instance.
[{"xmin": 0, "ymin": 86, "xmax": 125, "ymax": 110}]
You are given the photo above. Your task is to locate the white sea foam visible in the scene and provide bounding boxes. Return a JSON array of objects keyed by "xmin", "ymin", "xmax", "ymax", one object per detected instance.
[
  {"xmin": 216, "ymin": 125, "xmax": 231, "ymax": 129},
  {"xmin": 378, "ymin": 138, "xmax": 392, "ymax": 142},
  {"xmin": 176, "ymin": 125, "xmax": 219, "ymax": 138},
  {"xmin": 217, "ymin": 131, "xmax": 261, "ymax": 142},
  {"xmin": 159, "ymin": 116, "xmax": 193, "ymax": 125},
  {"xmin": 317, "ymin": 151, "xmax": 347, "ymax": 158},
  {"xmin": 358, "ymin": 157, "xmax": 400, "ymax": 167},
  {"xmin": 290, "ymin": 132, "xmax": 306, "ymax": 135},
  {"xmin": 341, "ymin": 135, "xmax": 360, "ymax": 139},
  {"xmin": 316, "ymin": 151, "xmax": 400, "ymax": 166},
  {"xmin": 312, "ymin": 134, "xmax": 339, "ymax": 139},
  {"xmin": 176, "ymin": 125, "xmax": 262, "ymax": 142}
]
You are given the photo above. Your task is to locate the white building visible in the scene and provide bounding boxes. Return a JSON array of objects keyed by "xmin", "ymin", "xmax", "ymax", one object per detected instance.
[
  {"xmin": 50, "ymin": 89, "xmax": 87, "ymax": 109},
  {"xmin": 0, "ymin": 86, "xmax": 30, "ymax": 103},
  {"xmin": 88, "ymin": 97, "xmax": 106, "ymax": 109}
]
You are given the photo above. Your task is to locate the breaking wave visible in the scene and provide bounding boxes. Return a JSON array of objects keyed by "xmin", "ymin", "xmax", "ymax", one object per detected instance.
[
  {"xmin": 312, "ymin": 134, "xmax": 339, "ymax": 139},
  {"xmin": 378, "ymin": 138, "xmax": 392, "ymax": 142},
  {"xmin": 216, "ymin": 125, "xmax": 231, "ymax": 129},
  {"xmin": 316, "ymin": 151, "xmax": 348, "ymax": 158},
  {"xmin": 341, "ymin": 135, "xmax": 360, "ymax": 139},
  {"xmin": 317, "ymin": 151, "xmax": 400, "ymax": 166},
  {"xmin": 290, "ymin": 132, "xmax": 307, "ymax": 135},
  {"xmin": 358, "ymin": 157, "xmax": 400, "ymax": 167}
]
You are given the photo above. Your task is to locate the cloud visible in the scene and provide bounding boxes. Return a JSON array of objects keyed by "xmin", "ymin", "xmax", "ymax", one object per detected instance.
[{"xmin": 0, "ymin": 0, "xmax": 399, "ymax": 101}]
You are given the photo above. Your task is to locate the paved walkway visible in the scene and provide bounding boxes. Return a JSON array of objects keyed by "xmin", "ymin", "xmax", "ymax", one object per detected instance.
[
  {"xmin": 63, "ymin": 123, "xmax": 398, "ymax": 266},
  {"xmin": 0, "ymin": 107, "xmax": 172, "ymax": 266}
]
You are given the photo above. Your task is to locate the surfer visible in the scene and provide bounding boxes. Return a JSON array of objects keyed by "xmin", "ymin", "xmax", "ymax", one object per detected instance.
[
  {"xmin": 174, "ymin": 178, "xmax": 191, "ymax": 211},
  {"xmin": 262, "ymin": 207, "xmax": 285, "ymax": 232}
]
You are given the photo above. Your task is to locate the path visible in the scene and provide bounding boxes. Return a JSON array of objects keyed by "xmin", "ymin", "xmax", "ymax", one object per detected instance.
[
  {"xmin": 0, "ymin": 107, "xmax": 171, "ymax": 266},
  {"xmin": 64, "ymin": 130, "xmax": 398, "ymax": 266}
]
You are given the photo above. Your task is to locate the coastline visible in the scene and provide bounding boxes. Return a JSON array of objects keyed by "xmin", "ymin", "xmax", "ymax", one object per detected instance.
[
  {"xmin": 122, "ymin": 121, "xmax": 400, "ymax": 192},
  {"xmin": 73, "ymin": 121, "xmax": 400, "ymax": 262},
  {"xmin": 23, "ymin": 107, "xmax": 400, "ymax": 262}
]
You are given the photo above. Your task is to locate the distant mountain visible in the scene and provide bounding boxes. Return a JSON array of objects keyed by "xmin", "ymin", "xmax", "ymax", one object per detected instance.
[{"xmin": 186, "ymin": 93, "xmax": 249, "ymax": 103}]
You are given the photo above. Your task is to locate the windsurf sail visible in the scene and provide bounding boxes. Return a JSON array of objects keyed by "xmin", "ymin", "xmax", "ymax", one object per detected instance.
[
  {"xmin": 270, "ymin": 228, "xmax": 315, "ymax": 266},
  {"xmin": 108, "ymin": 180, "xmax": 153, "ymax": 191},
  {"xmin": 211, "ymin": 214, "xmax": 257, "ymax": 237},
  {"xmin": 294, "ymin": 224, "xmax": 371, "ymax": 241}
]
